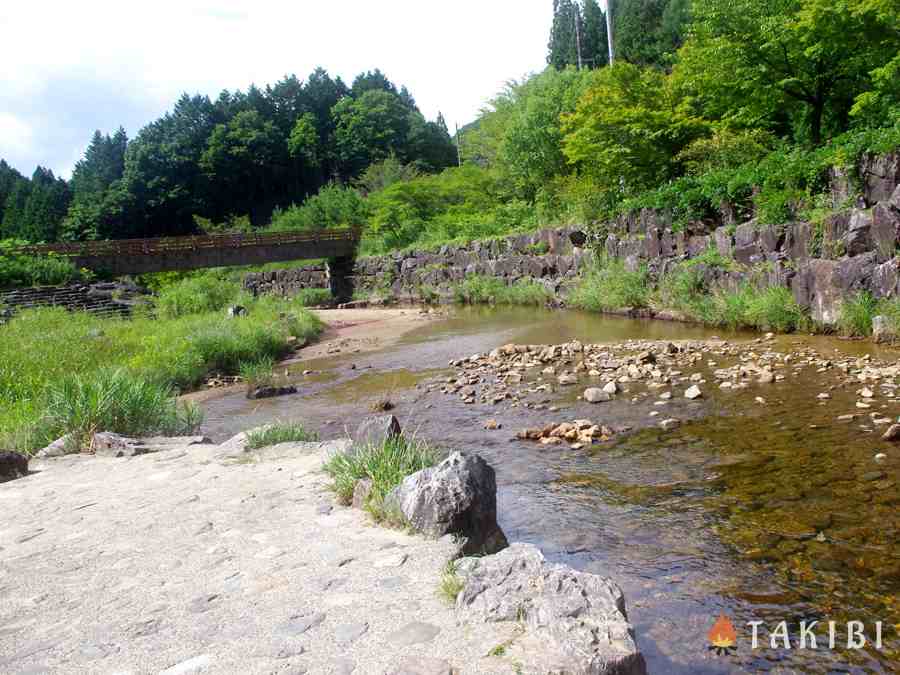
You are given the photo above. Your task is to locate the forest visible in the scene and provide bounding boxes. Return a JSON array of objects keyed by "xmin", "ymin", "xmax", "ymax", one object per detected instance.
[{"xmin": 1, "ymin": 0, "xmax": 899, "ymax": 263}]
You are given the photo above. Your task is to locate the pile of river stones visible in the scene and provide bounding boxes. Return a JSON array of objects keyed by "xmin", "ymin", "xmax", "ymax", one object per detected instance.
[{"xmin": 432, "ymin": 334, "xmax": 900, "ymax": 443}]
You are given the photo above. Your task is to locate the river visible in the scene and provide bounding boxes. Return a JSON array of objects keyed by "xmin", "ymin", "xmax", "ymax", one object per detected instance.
[{"xmin": 201, "ymin": 306, "xmax": 900, "ymax": 674}]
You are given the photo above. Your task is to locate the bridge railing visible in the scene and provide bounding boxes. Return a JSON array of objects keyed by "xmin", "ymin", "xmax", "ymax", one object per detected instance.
[{"xmin": 12, "ymin": 228, "xmax": 362, "ymax": 258}]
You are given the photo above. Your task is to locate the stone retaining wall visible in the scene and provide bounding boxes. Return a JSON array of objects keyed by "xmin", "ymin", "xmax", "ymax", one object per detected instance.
[
  {"xmin": 0, "ymin": 282, "xmax": 146, "ymax": 319},
  {"xmin": 244, "ymin": 153, "xmax": 900, "ymax": 326}
]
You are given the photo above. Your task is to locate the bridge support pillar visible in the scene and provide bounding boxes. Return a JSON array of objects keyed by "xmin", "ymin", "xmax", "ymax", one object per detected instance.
[{"xmin": 327, "ymin": 256, "xmax": 356, "ymax": 303}]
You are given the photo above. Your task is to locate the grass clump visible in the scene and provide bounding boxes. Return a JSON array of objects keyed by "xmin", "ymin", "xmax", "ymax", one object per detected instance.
[
  {"xmin": 453, "ymin": 276, "xmax": 552, "ymax": 307},
  {"xmin": 439, "ymin": 559, "xmax": 465, "ymax": 604},
  {"xmin": 155, "ymin": 275, "xmax": 244, "ymax": 319},
  {"xmin": 39, "ymin": 368, "xmax": 202, "ymax": 451},
  {"xmin": 245, "ymin": 422, "xmax": 318, "ymax": 450},
  {"xmin": 568, "ymin": 257, "xmax": 650, "ymax": 312},
  {"xmin": 837, "ymin": 291, "xmax": 878, "ymax": 337},
  {"xmin": 238, "ymin": 357, "xmax": 276, "ymax": 390},
  {"xmin": 293, "ymin": 288, "xmax": 332, "ymax": 307},
  {"xmin": 323, "ymin": 436, "xmax": 439, "ymax": 523}
]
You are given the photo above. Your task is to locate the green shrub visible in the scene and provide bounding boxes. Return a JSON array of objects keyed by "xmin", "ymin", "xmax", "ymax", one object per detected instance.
[
  {"xmin": 568, "ymin": 257, "xmax": 650, "ymax": 311},
  {"xmin": 743, "ymin": 286, "xmax": 809, "ymax": 333},
  {"xmin": 268, "ymin": 183, "xmax": 368, "ymax": 232},
  {"xmin": 452, "ymin": 276, "xmax": 552, "ymax": 307},
  {"xmin": 293, "ymin": 288, "xmax": 331, "ymax": 306},
  {"xmin": 323, "ymin": 437, "xmax": 439, "ymax": 523},
  {"xmin": 155, "ymin": 276, "xmax": 243, "ymax": 319},
  {"xmin": 838, "ymin": 292, "xmax": 878, "ymax": 337},
  {"xmin": 238, "ymin": 357, "xmax": 276, "ymax": 389},
  {"xmin": 39, "ymin": 368, "xmax": 202, "ymax": 451},
  {"xmin": 438, "ymin": 560, "xmax": 464, "ymax": 603},
  {"xmin": 245, "ymin": 422, "xmax": 318, "ymax": 450},
  {"xmin": 0, "ymin": 239, "xmax": 81, "ymax": 289}
]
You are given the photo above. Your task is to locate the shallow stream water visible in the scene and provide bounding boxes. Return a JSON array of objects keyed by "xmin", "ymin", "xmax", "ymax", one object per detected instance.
[{"xmin": 202, "ymin": 306, "xmax": 900, "ymax": 674}]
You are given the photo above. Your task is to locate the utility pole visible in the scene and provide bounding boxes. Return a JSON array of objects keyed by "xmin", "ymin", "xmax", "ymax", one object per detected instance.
[
  {"xmin": 574, "ymin": 4, "xmax": 584, "ymax": 70},
  {"xmin": 606, "ymin": 0, "xmax": 615, "ymax": 64},
  {"xmin": 455, "ymin": 123, "xmax": 463, "ymax": 167}
]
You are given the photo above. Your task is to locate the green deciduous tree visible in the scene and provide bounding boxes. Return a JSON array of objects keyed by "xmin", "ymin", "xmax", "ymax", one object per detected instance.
[
  {"xmin": 562, "ymin": 62, "xmax": 711, "ymax": 197},
  {"xmin": 332, "ymin": 89, "xmax": 412, "ymax": 177},
  {"xmin": 683, "ymin": 0, "xmax": 900, "ymax": 145}
]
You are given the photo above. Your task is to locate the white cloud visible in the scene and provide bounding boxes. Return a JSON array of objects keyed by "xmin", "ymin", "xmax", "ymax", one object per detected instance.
[{"xmin": 0, "ymin": 1, "xmax": 552, "ymax": 177}]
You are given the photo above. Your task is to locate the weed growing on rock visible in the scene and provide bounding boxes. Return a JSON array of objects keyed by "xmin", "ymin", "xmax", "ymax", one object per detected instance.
[
  {"xmin": 323, "ymin": 437, "xmax": 439, "ymax": 522},
  {"xmin": 453, "ymin": 276, "xmax": 552, "ymax": 307},
  {"xmin": 838, "ymin": 291, "xmax": 878, "ymax": 337},
  {"xmin": 568, "ymin": 257, "xmax": 650, "ymax": 311},
  {"xmin": 245, "ymin": 422, "xmax": 318, "ymax": 450},
  {"xmin": 439, "ymin": 560, "xmax": 464, "ymax": 604}
]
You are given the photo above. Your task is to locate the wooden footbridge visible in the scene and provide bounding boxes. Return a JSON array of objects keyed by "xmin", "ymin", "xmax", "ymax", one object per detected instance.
[{"xmin": 14, "ymin": 228, "xmax": 361, "ymax": 276}]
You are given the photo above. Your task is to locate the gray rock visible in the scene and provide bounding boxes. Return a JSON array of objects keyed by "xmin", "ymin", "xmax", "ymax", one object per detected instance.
[
  {"xmin": 388, "ymin": 656, "xmax": 452, "ymax": 675},
  {"xmin": 0, "ymin": 451, "xmax": 28, "ymax": 483},
  {"xmin": 352, "ymin": 415, "xmax": 401, "ymax": 449},
  {"xmin": 385, "ymin": 452, "xmax": 507, "ymax": 555},
  {"xmin": 584, "ymin": 388, "xmax": 611, "ymax": 403},
  {"xmin": 159, "ymin": 654, "xmax": 213, "ymax": 675},
  {"xmin": 845, "ymin": 210, "xmax": 873, "ymax": 256},
  {"xmin": 352, "ymin": 478, "xmax": 373, "ymax": 509},
  {"xmin": 456, "ymin": 543, "xmax": 646, "ymax": 675},
  {"xmin": 246, "ymin": 385, "xmax": 298, "ymax": 400},
  {"xmin": 882, "ymin": 424, "xmax": 900, "ymax": 441},
  {"xmin": 873, "ymin": 315, "xmax": 893, "ymax": 343},
  {"xmin": 684, "ymin": 385, "xmax": 702, "ymax": 400},
  {"xmin": 35, "ymin": 433, "xmax": 77, "ymax": 458},
  {"xmin": 387, "ymin": 622, "xmax": 441, "ymax": 646},
  {"xmin": 93, "ymin": 433, "xmax": 212, "ymax": 458},
  {"xmin": 330, "ymin": 659, "xmax": 356, "ymax": 675},
  {"xmin": 321, "ymin": 438, "xmax": 355, "ymax": 461}
]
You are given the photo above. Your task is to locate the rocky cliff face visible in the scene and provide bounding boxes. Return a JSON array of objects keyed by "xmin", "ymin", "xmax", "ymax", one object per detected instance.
[{"xmin": 246, "ymin": 153, "xmax": 900, "ymax": 327}]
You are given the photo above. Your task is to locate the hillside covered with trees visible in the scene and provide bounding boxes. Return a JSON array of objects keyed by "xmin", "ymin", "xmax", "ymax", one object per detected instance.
[
  {"xmin": 0, "ymin": 68, "xmax": 456, "ymax": 243},
  {"xmin": 1, "ymin": 0, "xmax": 899, "ymax": 261}
]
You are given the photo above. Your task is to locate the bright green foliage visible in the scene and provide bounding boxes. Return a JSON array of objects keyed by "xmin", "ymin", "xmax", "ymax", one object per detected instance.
[
  {"xmin": 452, "ymin": 276, "xmax": 553, "ymax": 307},
  {"xmin": 287, "ymin": 112, "xmax": 321, "ymax": 168},
  {"xmin": 0, "ymin": 297, "xmax": 323, "ymax": 453},
  {"xmin": 268, "ymin": 184, "xmax": 369, "ymax": 232},
  {"xmin": 0, "ymin": 239, "xmax": 80, "ymax": 288},
  {"xmin": 683, "ymin": 0, "xmax": 900, "ymax": 145},
  {"xmin": 323, "ymin": 436, "xmax": 439, "ymax": 522},
  {"xmin": 40, "ymin": 368, "xmax": 202, "ymax": 452},
  {"xmin": 562, "ymin": 63, "xmax": 711, "ymax": 201},
  {"xmin": 154, "ymin": 276, "xmax": 245, "ymax": 319},
  {"xmin": 245, "ymin": 422, "xmax": 319, "ymax": 450},
  {"xmin": 238, "ymin": 357, "xmax": 276, "ymax": 390},
  {"xmin": 837, "ymin": 291, "xmax": 878, "ymax": 337},
  {"xmin": 355, "ymin": 156, "xmax": 421, "ymax": 196},
  {"xmin": 499, "ymin": 68, "xmax": 598, "ymax": 202},
  {"xmin": 568, "ymin": 257, "xmax": 650, "ymax": 311}
]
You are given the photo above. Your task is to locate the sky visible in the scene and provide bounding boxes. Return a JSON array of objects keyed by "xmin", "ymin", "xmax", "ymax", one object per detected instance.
[{"xmin": 0, "ymin": 1, "xmax": 554, "ymax": 179}]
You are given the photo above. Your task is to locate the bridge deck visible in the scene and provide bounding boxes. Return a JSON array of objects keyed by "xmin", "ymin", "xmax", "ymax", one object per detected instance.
[{"xmin": 14, "ymin": 229, "xmax": 361, "ymax": 275}]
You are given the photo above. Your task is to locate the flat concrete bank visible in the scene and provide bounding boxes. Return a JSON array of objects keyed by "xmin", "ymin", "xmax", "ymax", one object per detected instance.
[{"xmin": 0, "ymin": 435, "xmax": 645, "ymax": 675}]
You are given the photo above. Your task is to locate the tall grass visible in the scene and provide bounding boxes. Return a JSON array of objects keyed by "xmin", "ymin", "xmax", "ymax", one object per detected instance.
[
  {"xmin": 294, "ymin": 288, "xmax": 332, "ymax": 307},
  {"xmin": 155, "ymin": 276, "xmax": 244, "ymax": 319},
  {"xmin": 568, "ymin": 257, "xmax": 650, "ymax": 311},
  {"xmin": 238, "ymin": 357, "xmax": 276, "ymax": 389},
  {"xmin": 452, "ymin": 275, "xmax": 553, "ymax": 307},
  {"xmin": 39, "ymin": 369, "xmax": 201, "ymax": 450},
  {"xmin": 323, "ymin": 437, "xmax": 439, "ymax": 523},
  {"xmin": 245, "ymin": 422, "xmax": 318, "ymax": 450},
  {"xmin": 0, "ymin": 292, "xmax": 323, "ymax": 454},
  {"xmin": 837, "ymin": 292, "xmax": 878, "ymax": 337}
]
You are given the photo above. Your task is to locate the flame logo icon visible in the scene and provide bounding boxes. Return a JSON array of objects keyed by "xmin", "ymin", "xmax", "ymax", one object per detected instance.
[{"xmin": 708, "ymin": 614, "xmax": 738, "ymax": 655}]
